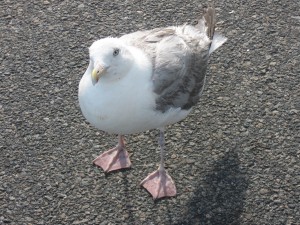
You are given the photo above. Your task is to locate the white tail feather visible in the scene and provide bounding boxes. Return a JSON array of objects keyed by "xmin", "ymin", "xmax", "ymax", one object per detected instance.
[{"xmin": 209, "ymin": 33, "xmax": 227, "ymax": 55}]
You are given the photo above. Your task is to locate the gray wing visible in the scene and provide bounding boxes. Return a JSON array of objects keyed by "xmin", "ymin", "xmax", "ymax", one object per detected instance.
[
  {"xmin": 121, "ymin": 9, "xmax": 216, "ymax": 112},
  {"xmin": 123, "ymin": 27, "xmax": 211, "ymax": 112},
  {"xmin": 150, "ymin": 27, "xmax": 210, "ymax": 112}
]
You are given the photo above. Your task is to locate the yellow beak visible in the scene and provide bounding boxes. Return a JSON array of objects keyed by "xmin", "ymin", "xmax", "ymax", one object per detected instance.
[{"xmin": 91, "ymin": 66, "xmax": 107, "ymax": 85}]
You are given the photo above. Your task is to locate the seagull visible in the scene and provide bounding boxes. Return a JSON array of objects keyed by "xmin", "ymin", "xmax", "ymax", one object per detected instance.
[{"xmin": 78, "ymin": 7, "xmax": 227, "ymax": 199}]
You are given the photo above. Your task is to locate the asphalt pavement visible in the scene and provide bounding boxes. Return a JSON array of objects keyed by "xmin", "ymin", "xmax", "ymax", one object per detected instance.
[{"xmin": 1, "ymin": 0, "xmax": 299, "ymax": 224}]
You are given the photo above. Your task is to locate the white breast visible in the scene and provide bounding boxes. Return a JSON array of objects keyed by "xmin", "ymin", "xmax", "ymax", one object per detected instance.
[{"xmin": 78, "ymin": 47, "xmax": 191, "ymax": 134}]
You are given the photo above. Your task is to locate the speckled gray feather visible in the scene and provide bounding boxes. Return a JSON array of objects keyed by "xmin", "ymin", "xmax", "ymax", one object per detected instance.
[{"xmin": 121, "ymin": 7, "xmax": 220, "ymax": 112}]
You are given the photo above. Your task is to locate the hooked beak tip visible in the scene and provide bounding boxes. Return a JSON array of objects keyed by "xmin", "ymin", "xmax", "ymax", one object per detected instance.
[
  {"xmin": 91, "ymin": 65, "xmax": 108, "ymax": 85},
  {"xmin": 91, "ymin": 69, "xmax": 99, "ymax": 85}
]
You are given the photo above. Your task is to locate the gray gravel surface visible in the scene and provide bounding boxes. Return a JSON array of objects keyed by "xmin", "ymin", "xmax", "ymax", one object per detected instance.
[{"xmin": 1, "ymin": 0, "xmax": 299, "ymax": 224}]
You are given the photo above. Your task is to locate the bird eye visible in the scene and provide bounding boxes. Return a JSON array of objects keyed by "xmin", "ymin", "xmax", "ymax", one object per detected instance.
[{"xmin": 113, "ymin": 48, "xmax": 120, "ymax": 56}]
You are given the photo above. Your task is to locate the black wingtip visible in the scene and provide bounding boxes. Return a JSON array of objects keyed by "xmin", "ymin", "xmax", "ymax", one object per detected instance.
[
  {"xmin": 194, "ymin": 6, "xmax": 216, "ymax": 40},
  {"xmin": 204, "ymin": 6, "xmax": 216, "ymax": 40}
]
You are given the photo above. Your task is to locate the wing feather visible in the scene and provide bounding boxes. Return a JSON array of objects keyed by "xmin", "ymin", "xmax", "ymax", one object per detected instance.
[{"xmin": 120, "ymin": 7, "xmax": 226, "ymax": 112}]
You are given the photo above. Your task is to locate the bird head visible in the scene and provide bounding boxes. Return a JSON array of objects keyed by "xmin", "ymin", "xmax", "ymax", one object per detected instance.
[{"xmin": 89, "ymin": 38, "xmax": 134, "ymax": 85}]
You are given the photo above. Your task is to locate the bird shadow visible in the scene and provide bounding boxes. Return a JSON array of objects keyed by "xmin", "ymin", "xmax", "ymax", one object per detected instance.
[
  {"xmin": 107, "ymin": 143, "xmax": 249, "ymax": 225},
  {"xmin": 120, "ymin": 172, "xmax": 136, "ymax": 225},
  {"xmin": 174, "ymin": 148, "xmax": 249, "ymax": 225},
  {"xmin": 103, "ymin": 167, "xmax": 132, "ymax": 178}
]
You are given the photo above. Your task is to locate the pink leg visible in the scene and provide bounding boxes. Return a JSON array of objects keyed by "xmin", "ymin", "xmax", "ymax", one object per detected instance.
[
  {"xmin": 93, "ymin": 135, "xmax": 131, "ymax": 172},
  {"xmin": 140, "ymin": 129, "xmax": 177, "ymax": 199}
]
